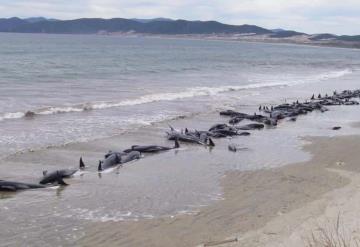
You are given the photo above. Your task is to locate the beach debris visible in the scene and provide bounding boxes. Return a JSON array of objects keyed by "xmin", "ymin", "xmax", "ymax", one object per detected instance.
[
  {"xmin": 228, "ymin": 144, "xmax": 237, "ymax": 152},
  {"xmin": 202, "ymin": 237, "xmax": 238, "ymax": 247},
  {"xmin": 228, "ymin": 144, "xmax": 249, "ymax": 152},
  {"xmin": 336, "ymin": 161, "xmax": 345, "ymax": 166}
]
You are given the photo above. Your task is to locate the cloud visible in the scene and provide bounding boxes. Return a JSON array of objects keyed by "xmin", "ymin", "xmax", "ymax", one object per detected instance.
[{"xmin": 0, "ymin": 0, "xmax": 359, "ymax": 34}]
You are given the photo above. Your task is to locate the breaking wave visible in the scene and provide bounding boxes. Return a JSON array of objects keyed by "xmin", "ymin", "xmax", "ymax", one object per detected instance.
[{"xmin": 0, "ymin": 68, "xmax": 353, "ymax": 122}]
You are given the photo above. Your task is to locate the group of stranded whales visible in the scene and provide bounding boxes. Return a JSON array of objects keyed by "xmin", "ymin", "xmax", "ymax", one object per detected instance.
[
  {"xmin": 165, "ymin": 89, "xmax": 360, "ymax": 152},
  {"xmin": 0, "ymin": 159, "xmax": 86, "ymax": 192},
  {"xmin": 1, "ymin": 89, "xmax": 360, "ymax": 192},
  {"xmin": 96, "ymin": 139, "xmax": 180, "ymax": 171},
  {"xmin": 0, "ymin": 141, "xmax": 180, "ymax": 192},
  {"xmin": 221, "ymin": 89, "xmax": 360, "ymax": 128}
]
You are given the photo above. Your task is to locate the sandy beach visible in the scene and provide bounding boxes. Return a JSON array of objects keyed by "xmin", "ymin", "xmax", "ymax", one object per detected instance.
[
  {"xmin": 1, "ymin": 34, "xmax": 360, "ymax": 247},
  {"xmin": 2, "ymin": 105, "xmax": 360, "ymax": 246},
  {"xmin": 69, "ymin": 134, "xmax": 360, "ymax": 247}
]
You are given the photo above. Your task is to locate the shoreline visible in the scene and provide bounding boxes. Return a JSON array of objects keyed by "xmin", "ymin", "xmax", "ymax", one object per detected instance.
[
  {"xmin": 1, "ymin": 102, "xmax": 360, "ymax": 246},
  {"xmin": 1, "ymin": 32, "xmax": 360, "ymax": 50},
  {"xmin": 76, "ymin": 135, "xmax": 360, "ymax": 247},
  {"xmin": 132, "ymin": 34, "xmax": 360, "ymax": 50}
]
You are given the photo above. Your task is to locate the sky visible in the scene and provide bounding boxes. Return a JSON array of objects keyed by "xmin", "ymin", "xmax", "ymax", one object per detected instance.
[{"xmin": 0, "ymin": 0, "xmax": 359, "ymax": 35}]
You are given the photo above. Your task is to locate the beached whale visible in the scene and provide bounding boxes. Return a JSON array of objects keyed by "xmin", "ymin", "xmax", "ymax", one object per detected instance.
[
  {"xmin": 220, "ymin": 110, "xmax": 277, "ymax": 125},
  {"xmin": 124, "ymin": 139, "xmax": 180, "ymax": 153},
  {"xmin": 208, "ymin": 124, "xmax": 246, "ymax": 137},
  {"xmin": 39, "ymin": 157, "xmax": 86, "ymax": 185},
  {"xmin": 40, "ymin": 169, "xmax": 76, "ymax": 185},
  {"xmin": 104, "ymin": 150, "xmax": 127, "ymax": 159},
  {"xmin": 237, "ymin": 123, "xmax": 265, "ymax": 130},
  {"xmin": 97, "ymin": 151, "xmax": 141, "ymax": 171},
  {"xmin": 97, "ymin": 153, "xmax": 121, "ymax": 171},
  {"xmin": 0, "ymin": 176, "xmax": 67, "ymax": 192},
  {"xmin": 0, "ymin": 181, "xmax": 47, "ymax": 191},
  {"xmin": 167, "ymin": 128, "xmax": 215, "ymax": 147},
  {"xmin": 120, "ymin": 151, "xmax": 141, "ymax": 163}
]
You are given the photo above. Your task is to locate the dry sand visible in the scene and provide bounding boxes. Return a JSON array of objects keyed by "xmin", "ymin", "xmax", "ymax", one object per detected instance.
[{"xmin": 76, "ymin": 135, "xmax": 360, "ymax": 247}]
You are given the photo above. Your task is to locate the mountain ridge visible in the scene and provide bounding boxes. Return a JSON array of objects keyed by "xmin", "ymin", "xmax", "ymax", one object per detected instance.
[
  {"xmin": 0, "ymin": 17, "xmax": 271, "ymax": 35},
  {"xmin": 0, "ymin": 17, "xmax": 359, "ymax": 47}
]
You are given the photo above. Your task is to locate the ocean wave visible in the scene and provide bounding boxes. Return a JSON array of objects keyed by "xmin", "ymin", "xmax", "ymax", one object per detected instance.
[
  {"xmin": 315, "ymin": 68, "xmax": 352, "ymax": 81},
  {"xmin": 0, "ymin": 68, "xmax": 352, "ymax": 122}
]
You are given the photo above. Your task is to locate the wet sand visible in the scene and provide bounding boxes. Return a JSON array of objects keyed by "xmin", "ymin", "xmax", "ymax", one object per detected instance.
[
  {"xmin": 75, "ymin": 135, "xmax": 360, "ymax": 247},
  {"xmin": 2, "ymin": 109, "xmax": 360, "ymax": 246}
]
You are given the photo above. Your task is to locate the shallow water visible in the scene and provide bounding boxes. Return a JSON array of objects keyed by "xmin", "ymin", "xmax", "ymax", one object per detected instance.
[
  {"xmin": 1, "ymin": 34, "xmax": 360, "ymax": 246},
  {"xmin": 0, "ymin": 34, "xmax": 360, "ymax": 157}
]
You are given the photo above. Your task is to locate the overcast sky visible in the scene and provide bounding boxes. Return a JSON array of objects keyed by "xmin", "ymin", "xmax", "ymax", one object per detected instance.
[{"xmin": 1, "ymin": 0, "xmax": 359, "ymax": 35}]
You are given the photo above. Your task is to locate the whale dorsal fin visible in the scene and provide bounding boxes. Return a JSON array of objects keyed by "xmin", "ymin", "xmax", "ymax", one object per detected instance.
[
  {"xmin": 79, "ymin": 157, "xmax": 85, "ymax": 170},
  {"xmin": 43, "ymin": 170, "xmax": 48, "ymax": 176},
  {"xmin": 174, "ymin": 138, "xmax": 180, "ymax": 149},
  {"xmin": 98, "ymin": 161, "xmax": 103, "ymax": 171},
  {"xmin": 208, "ymin": 138, "xmax": 215, "ymax": 147}
]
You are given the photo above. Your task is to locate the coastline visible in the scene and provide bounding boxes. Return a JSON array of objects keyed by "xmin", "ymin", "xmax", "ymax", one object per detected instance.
[
  {"xmin": 101, "ymin": 33, "xmax": 360, "ymax": 50},
  {"xmin": 1, "ymin": 31, "xmax": 359, "ymax": 50},
  {"xmin": 76, "ymin": 135, "xmax": 360, "ymax": 247}
]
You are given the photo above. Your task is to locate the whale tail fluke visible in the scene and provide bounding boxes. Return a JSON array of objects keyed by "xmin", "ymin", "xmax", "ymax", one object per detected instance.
[
  {"xmin": 79, "ymin": 157, "xmax": 85, "ymax": 170},
  {"xmin": 208, "ymin": 138, "xmax": 215, "ymax": 147},
  {"xmin": 98, "ymin": 161, "xmax": 103, "ymax": 172},
  {"xmin": 174, "ymin": 138, "xmax": 180, "ymax": 149}
]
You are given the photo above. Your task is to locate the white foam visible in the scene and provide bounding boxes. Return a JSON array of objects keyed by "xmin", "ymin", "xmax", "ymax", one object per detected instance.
[
  {"xmin": 0, "ymin": 68, "xmax": 353, "ymax": 122},
  {"xmin": 2, "ymin": 112, "xmax": 25, "ymax": 120},
  {"xmin": 37, "ymin": 106, "xmax": 85, "ymax": 115},
  {"xmin": 316, "ymin": 68, "xmax": 352, "ymax": 81}
]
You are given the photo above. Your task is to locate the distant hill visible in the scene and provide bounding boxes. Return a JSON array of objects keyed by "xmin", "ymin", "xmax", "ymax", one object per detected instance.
[
  {"xmin": 309, "ymin": 33, "xmax": 360, "ymax": 42},
  {"xmin": 24, "ymin": 17, "xmax": 58, "ymax": 23},
  {"xmin": 270, "ymin": 30, "xmax": 305, "ymax": 38},
  {"xmin": 337, "ymin": 35, "xmax": 360, "ymax": 42},
  {"xmin": 0, "ymin": 17, "xmax": 28, "ymax": 31},
  {"xmin": 131, "ymin": 18, "xmax": 173, "ymax": 23},
  {"xmin": 310, "ymin": 33, "xmax": 338, "ymax": 41},
  {"xmin": 0, "ymin": 17, "xmax": 359, "ymax": 48},
  {"xmin": 271, "ymin": 28, "xmax": 287, "ymax": 33},
  {"xmin": 0, "ymin": 17, "xmax": 271, "ymax": 35}
]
